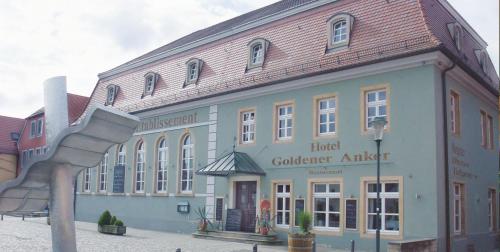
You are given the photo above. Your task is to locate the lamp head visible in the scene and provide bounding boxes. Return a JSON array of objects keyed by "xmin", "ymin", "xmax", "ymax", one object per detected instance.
[{"xmin": 372, "ymin": 117, "xmax": 387, "ymax": 141}]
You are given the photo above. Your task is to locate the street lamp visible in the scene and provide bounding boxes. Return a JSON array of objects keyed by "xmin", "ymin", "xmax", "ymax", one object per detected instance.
[{"xmin": 372, "ymin": 116, "xmax": 387, "ymax": 252}]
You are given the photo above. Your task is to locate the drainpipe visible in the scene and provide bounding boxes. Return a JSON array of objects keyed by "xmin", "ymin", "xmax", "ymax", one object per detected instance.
[{"xmin": 441, "ymin": 61, "xmax": 455, "ymax": 252}]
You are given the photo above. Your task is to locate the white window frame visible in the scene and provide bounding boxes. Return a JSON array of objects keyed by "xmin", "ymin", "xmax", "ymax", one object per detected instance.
[
  {"xmin": 36, "ymin": 118, "xmax": 43, "ymax": 137},
  {"xmin": 246, "ymin": 38, "xmax": 269, "ymax": 70},
  {"xmin": 332, "ymin": 20, "xmax": 347, "ymax": 44},
  {"xmin": 83, "ymin": 168, "xmax": 91, "ymax": 193},
  {"xmin": 156, "ymin": 139, "xmax": 168, "ymax": 193},
  {"xmin": 326, "ymin": 13, "xmax": 354, "ymax": 51},
  {"xmin": 275, "ymin": 184, "xmax": 291, "ymax": 228},
  {"xmin": 453, "ymin": 183, "xmax": 463, "ymax": 234},
  {"xmin": 180, "ymin": 135, "xmax": 194, "ymax": 193},
  {"xmin": 366, "ymin": 182, "xmax": 400, "ymax": 234},
  {"xmin": 366, "ymin": 89, "xmax": 387, "ymax": 130},
  {"xmin": 117, "ymin": 144, "xmax": 126, "ymax": 166},
  {"xmin": 312, "ymin": 183, "xmax": 341, "ymax": 231},
  {"xmin": 318, "ymin": 98, "xmax": 336, "ymax": 136},
  {"xmin": 30, "ymin": 120, "xmax": 36, "ymax": 138},
  {"xmin": 135, "ymin": 142, "xmax": 145, "ymax": 193},
  {"xmin": 98, "ymin": 152, "xmax": 108, "ymax": 192},
  {"xmin": 184, "ymin": 58, "xmax": 203, "ymax": 86},
  {"xmin": 487, "ymin": 115, "xmax": 494, "ymax": 149},
  {"xmin": 28, "ymin": 149, "xmax": 34, "ymax": 159},
  {"xmin": 450, "ymin": 91, "xmax": 460, "ymax": 135},
  {"xmin": 35, "ymin": 147, "xmax": 41, "ymax": 156},
  {"xmin": 277, "ymin": 105, "xmax": 293, "ymax": 140},
  {"xmin": 251, "ymin": 43, "xmax": 264, "ymax": 65},
  {"xmin": 143, "ymin": 72, "xmax": 158, "ymax": 97},
  {"xmin": 241, "ymin": 111, "xmax": 256, "ymax": 144}
]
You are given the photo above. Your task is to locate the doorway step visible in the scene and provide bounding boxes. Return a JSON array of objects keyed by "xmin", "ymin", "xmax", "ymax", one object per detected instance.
[{"xmin": 192, "ymin": 230, "xmax": 283, "ymax": 245}]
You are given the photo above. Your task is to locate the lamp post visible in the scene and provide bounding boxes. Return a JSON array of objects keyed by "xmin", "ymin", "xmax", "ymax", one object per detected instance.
[{"xmin": 372, "ymin": 117, "xmax": 387, "ymax": 252}]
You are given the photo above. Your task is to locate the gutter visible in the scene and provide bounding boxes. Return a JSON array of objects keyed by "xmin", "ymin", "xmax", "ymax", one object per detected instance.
[{"xmin": 440, "ymin": 60, "xmax": 455, "ymax": 252}]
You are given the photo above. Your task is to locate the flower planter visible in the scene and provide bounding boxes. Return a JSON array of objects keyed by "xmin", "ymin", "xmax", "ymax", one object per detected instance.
[
  {"xmin": 98, "ymin": 225, "xmax": 127, "ymax": 235},
  {"xmin": 288, "ymin": 233, "xmax": 315, "ymax": 252}
]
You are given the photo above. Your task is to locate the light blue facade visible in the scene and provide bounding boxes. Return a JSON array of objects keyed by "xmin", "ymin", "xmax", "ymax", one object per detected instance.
[{"xmin": 76, "ymin": 64, "xmax": 499, "ymax": 251}]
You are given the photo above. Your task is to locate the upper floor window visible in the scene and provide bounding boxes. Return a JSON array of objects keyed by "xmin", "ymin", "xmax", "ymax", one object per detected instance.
[
  {"xmin": 447, "ymin": 23, "xmax": 462, "ymax": 51},
  {"xmin": 475, "ymin": 49, "xmax": 490, "ymax": 74},
  {"xmin": 246, "ymin": 38, "xmax": 270, "ymax": 71},
  {"xmin": 36, "ymin": 118, "xmax": 43, "ymax": 137},
  {"xmin": 480, "ymin": 110, "xmax": 494, "ymax": 149},
  {"xmin": 274, "ymin": 102, "xmax": 294, "ymax": 142},
  {"xmin": 143, "ymin": 72, "xmax": 159, "ymax": 98},
  {"xmin": 362, "ymin": 85, "xmax": 390, "ymax": 132},
  {"xmin": 314, "ymin": 95, "xmax": 337, "ymax": 137},
  {"xmin": 156, "ymin": 138, "xmax": 168, "ymax": 193},
  {"xmin": 184, "ymin": 58, "xmax": 203, "ymax": 87},
  {"xmin": 326, "ymin": 13, "xmax": 354, "ymax": 52},
  {"xmin": 134, "ymin": 141, "xmax": 145, "ymax": 193},
  {"xmin": 180, "ymin": 135, "xmax": 194, "ymax": 193},
  {"xmin": 105, "ymin": 84, "xmax": 119, "ymax": 106},
  {"xmin": 450, "ymin": 91, "xmax": 460, "ymax": 135},
  {"xmin": 30, "ymin": 120, "xmax": 36, "ymax": 138},
  {"xmin": 239, "ymin": 109, "xmax": 256, "ymax": 144},
  {"xmin": 117, "ymin": 144, "xmax": 126, "ymax": 166}
]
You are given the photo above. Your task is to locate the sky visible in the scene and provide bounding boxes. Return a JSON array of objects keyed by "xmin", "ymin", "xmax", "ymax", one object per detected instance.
[{"xmin": 0, "ymin": 0, "xmax": 498, "ymax": 118}]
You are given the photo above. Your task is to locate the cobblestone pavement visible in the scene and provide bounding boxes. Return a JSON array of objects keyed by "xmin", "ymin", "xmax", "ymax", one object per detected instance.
[{"xmin": 0, "ymin": 216, "xmax": 346, "ymax": 252}]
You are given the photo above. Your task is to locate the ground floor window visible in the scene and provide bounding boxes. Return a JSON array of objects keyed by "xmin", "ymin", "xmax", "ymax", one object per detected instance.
[
  {"xmin": 366, "ymin": 181, "xmax": 400, "ymax": 233},
  {"xmin": 83, "ymin": 168, "xmax": 91, "ymax": 192},
  {"xmin": 453, "ymin": 182, "xmax": 465, "ymax": 235},
  {"xmin": 488, "ymin": 188, "xmax": 496, "ymax": 232},
  {"xmin": 275, "ymin": 183, "xmax": 291, "ymax": 227},
  {"xmin": 312, "ymin": 182, "xmax": 341, "ymax": 230}
]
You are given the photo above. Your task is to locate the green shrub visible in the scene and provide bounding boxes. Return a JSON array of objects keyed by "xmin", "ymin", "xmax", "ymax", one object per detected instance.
[
  {"xmin": 110, "ymin": 216, "xmax": 117, "ymax": 225},
  {"xmin": 115, "ymin": 220, "xmax": 124, "ymax": 226},
  {"xmin": 98, "ymin": 210, "xmax": 112, "ymax": 226},
  {"xmin": 298, "ymin": 211, "xmax": 312, "ymax": 234}
]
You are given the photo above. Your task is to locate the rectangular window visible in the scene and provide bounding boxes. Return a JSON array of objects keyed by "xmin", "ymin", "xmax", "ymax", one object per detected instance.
[
  {"xmin": 35, "ymin": 148, "xmax": 41, "ymax": 156},
  {"xmin": 318, "ymin": 98, "xmax": 336, "ymax": 135},
  {"xmin": 450, "ymin": 91, "xmax": 460, "ymax": 135},
  {"xmin": 36, "ymin": 118, "xmax": 43, "ymax": 137},
  {"xmin": 294, "ymin": 198, "xmax": 305, "ymax": 226},
  {"xmin": 480, "ymin": 111, "xmax": 487, "ymax": 147},
  {"xmin": 240, "ymin": 109, "xmax": 256, "ymax": 144},
  {"xmin": 99, "ymin": 153, "xmax": 108, "ymax": 192},
  {"xmin": 366, "ymin": 89, "xmax": 387, "ymax": 129},
  {"xmin": 275, "ymin": 183, "xmax": 291, "ymax": 227},
  {"xmin": 43, "ymin": 146, "xmax": 48, "ymax": 154},
  {"xmin": 22, "ymin": 150, "xmax": 28, "ymax": 166},
  {"xmin": 453, "ymin": 183, "xmax": 465, "ymax": 234},
  {"xmin": 30, "ymin": 120, "xmax": 36, "ymax": 138},
  {"xmin": 312, "ymin": 183, "xmax": 341, "ymax": 230},
  {"xmin": 366, "ymin": 182, "xmax": 400, "ymax": 233},
  {"xmin": 276, "ymin": 104, "xmax": 293, "ymax": 141},
  {"xmin": 488, "ymin": 189, "xmax": 497, "ymax": 232},
  {"xmin": 487, "ymin": 115, "xmax": 494, "ymax": 149},
  {"xmin": 83, "ymin": 168, "xmax": 91, "ymax": 192},
  {"xmin": 28, "ymin": 149, "xmax": 34, "ymax": 159}
]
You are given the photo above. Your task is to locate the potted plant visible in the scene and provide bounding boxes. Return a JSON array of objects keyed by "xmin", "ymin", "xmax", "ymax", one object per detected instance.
[
  {"xmin": 256, "ymin": 207, "xmax": 273, "ymax": 235},
  {"xmin": 195, "ymin": 206, "xmax": 211, "ymax": 232},
  {"xmin": 288, "ymin": 211, "xmax": 315, "ymax": 252},
  {"xmin": 97, "ymin": 210, "xmax": 127, "ymax": 235}
]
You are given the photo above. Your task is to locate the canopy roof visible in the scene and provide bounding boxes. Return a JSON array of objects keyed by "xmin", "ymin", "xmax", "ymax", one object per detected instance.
[{"xmin": 196, "ymin": 151, "xmax": 265, "ymax": 177}]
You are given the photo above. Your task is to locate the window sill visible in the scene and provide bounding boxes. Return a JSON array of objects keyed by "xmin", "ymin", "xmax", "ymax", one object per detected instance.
[
  {"xmin": 273, "ymin": 138, "xmax": 293, "ymax": 144},
  {"xmin": 151, "ymin": 193, "xmax": 169, "ymax": 197},
  {"xmin": 314, "ymin": 133, "xmax": 337, "ymax": 140},
  {"xmin": 175, "ymin": 193, "xmax": 195, "ymax": 197},
  {"xmin": 95, "ymin": 192, "xmax": 108, "ymax": 196},
  {"xmin": 238, "ymin": 142, "xmax": 256, "ymax": 147},
  {"xmin": 325, "ymin": 44, "xmax": 349, "ymax": 54},
  {"xmin": 245, "ymin": 65, "xmax": 263, "ymax": 74},
  {"xmin": 130, "ymin": 193, "xmax": 146, "ymax": 197},
  {"xmin": 312, "ymin": 228, "xmax": 342, "ymax": 236}
]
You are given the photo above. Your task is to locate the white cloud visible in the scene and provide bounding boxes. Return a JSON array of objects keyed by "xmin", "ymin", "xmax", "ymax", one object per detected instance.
[{"xmin": 0, "ymin": 0, "xmax": 497, "ymax": 118}]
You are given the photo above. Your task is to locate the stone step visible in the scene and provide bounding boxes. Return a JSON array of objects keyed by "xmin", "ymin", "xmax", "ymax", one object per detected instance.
[{"xmin": 192, "ymin": 231, "xmax": 283, "ymax": 246}]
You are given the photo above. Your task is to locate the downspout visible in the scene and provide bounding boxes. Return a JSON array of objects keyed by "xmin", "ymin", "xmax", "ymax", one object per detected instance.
[{"xmin": 441, "ymin": 60, "xmax": 455, "ymax": 252}]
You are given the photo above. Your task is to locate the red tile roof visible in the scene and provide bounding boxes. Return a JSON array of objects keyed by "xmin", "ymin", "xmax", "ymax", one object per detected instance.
[
  {"xmin": 0, "ymin": 116, "xmax": 25, "ymax": 154},
  {"xmin": 25, "ymin": 93, "xmax": 90, "ymax": 123}
]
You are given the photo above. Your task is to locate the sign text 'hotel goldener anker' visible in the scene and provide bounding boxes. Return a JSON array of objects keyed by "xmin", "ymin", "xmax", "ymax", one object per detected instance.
[{"xmin": 271, "ymin": 141, "xmax": 391, "ymax": 166}]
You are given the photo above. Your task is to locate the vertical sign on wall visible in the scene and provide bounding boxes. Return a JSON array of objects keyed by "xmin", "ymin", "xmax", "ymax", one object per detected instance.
[
  {"xmin": 112, "ymin": 165, "xmax": 125, "ymax": 193},
  {"xmin": 345, "ymin": 199, "xmax": 358, "ymax": 230},
  {"xmin": 216, "ymin": 198, "xmax": 224, "ymax": 221},
  {"xmin": 294, "ymin": 198, "xmax": 305, "ymax": 226}
]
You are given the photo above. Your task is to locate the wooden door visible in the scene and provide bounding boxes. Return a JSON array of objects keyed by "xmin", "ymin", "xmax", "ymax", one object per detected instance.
[{"xmin": 235, "ymin": 181, "xmax": 257, "ymax": 232}]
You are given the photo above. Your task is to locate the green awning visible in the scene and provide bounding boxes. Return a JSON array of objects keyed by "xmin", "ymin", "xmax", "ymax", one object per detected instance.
[{"xmin": 196, "ymin": 151, "xmax": 265, "ymax": 177}]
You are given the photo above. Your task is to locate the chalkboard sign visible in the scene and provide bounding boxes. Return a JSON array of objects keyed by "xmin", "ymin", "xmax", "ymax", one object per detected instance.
[
  {"xmin": 345, "ymin": 199, "xmax": 357, "ymax": 230},
  {"xmin": 295, "ymin": 199, "xmax": 305, "ymax": 226},
  {"xmin": 112, "ymin": 165, "xmax": 125, "ymax": 193},
  {"xmin": 225, "ymin": 209, "xmax": 242, "ymax": 231},
  {"xmin": 215, "ymin": 198, "xmax": 224, "ymax": 221}
]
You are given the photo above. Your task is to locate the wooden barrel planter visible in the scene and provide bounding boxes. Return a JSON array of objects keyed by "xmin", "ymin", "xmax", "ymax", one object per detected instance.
[{"xmin": 288, "ymin": 233, "xmax": 315, "ymax": 252}]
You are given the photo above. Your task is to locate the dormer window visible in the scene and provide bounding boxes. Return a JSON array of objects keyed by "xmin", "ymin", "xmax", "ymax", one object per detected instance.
[
  {"xmin": 105, "ymin": 84, "xmax": 119, "ymax": 106},
  {"xmin": 143, "ymin": 72, "xmax": 159, "ymax": 98},
  {"xmin": 326, "ymin": 13, "xmax": 355, "ymax": 52},
  {"xmin": 447, "ymin": 23, "xmax": 463, "ymax": 51},
  {"xmin": 246, "ymin": 38, "xmax": 270, "ymax": 71},
  {"xmin": 184, "ymin": 58, "xmax": 203, "ymax": 87},
  {"xmin": 474, "ymin": 49, "xmax": 489, "ymax": 74}
]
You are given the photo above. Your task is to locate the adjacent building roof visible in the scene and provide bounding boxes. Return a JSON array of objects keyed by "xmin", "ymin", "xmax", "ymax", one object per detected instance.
[
  {"xmin": 26, "ymin": 94, "xmax": 90, "ymax": 123},
  {"xmin": 0, "ymin": 116, "xmax": 25, "ymax": 154},
  {"xmin": 197, "ymin": 151, "xmax": 266, "ymax": 176}
]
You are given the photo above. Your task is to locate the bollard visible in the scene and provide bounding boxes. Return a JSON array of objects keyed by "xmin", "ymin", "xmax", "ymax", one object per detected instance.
[
  {"xmin": 22, "ymin": 214, "xmax": 25, "ymax": 221},
  {"xmin": 312, "ymin": 240, "xmax": 316, "ymax": 252},
  {"xmin": 351, "ymin": 240, "xmax": 355, "ymax": 252},
  {"xmin": 1, "ymin": 214, "xmax": 3, "ymax": 221},
  {"xmin": 253, "ymin": 244, "xmax": 258, "ymax": 252},
  {"xmin": 176, "ymin": 248, "xmax": 181, "ymax": 252}
]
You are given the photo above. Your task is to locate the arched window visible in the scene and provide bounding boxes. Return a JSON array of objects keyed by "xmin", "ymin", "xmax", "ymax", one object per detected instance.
[
  {"xmin": 184, "ymin": 58, "xmax": 203, "ymax": 87},
  {"xmin": 82, "ymin": 168, "xmax": 92, "ymax": 193},
  {"xmin": 135, "ymin": 141, "xmax": 145, "ymax": 193},
  {"xmin": 326, "ymin": 13, "xmax": 354, "ymax": 51},
  {"xmin": 105, "ymin": 84, "xmax": 119, "ymax": 106},
  {"xmin": 475, "ymin": 49, "xmax": 490, "ymax": 74},
  {"xmin": 117, "ymin": 144, "xmax": 126, "ymax": 166},
  {"xmin": 447, "ymin": 23, "xmax": 462, "ymax": 51},
  {"xmin": 143, "ymin": 72, "xmax": 159, "ymax": 97},
  {"xmin": 156, "ymin": 138, "xmax": 168, "ymax": 193},
  {"xmin": 180, "ymin": 135, "xmax": 194, "ymax": 193},
  {"xmin": 246, "ymin": 38, "xmax": 270, "ymax": 70},
  {"xmin": 332, "ymin": 20, "xmax": 347, "ymax": 43},
  {"xmin": 98, "ymin": 152, "xmax": 108, "ymax": 192},
  {"xmin": 251, "ymin": 43, "xmax": 264, "ymax": 64}
]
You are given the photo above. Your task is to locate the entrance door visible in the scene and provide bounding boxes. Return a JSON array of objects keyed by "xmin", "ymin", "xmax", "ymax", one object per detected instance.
[{"xmin": 235, "ymin": 181, "xmax": 257, "ymax": 232}]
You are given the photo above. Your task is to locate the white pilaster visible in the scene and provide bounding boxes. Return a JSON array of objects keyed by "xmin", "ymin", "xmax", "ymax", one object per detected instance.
[{"xmin": 205, "ymin": 105, "xmax": 217, "ymax": 219}]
